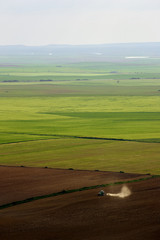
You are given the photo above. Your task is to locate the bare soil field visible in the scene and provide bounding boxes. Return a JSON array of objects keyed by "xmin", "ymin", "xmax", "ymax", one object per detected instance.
[
  {"xmin": 0, "ymin": 167, "xmax": 160, "ymax": 240},
  {"xmin": 0, "ymin": 166, "xmax": 144, "ymax": 205}
]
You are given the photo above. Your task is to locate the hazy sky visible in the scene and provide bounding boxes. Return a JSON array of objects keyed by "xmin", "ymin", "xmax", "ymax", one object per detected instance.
[{"xmin": 0, "ymin": 0, "xmax": 160, "ymax": 45}]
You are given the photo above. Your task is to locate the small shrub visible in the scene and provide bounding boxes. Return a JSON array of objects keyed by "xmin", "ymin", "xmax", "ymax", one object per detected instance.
[{"xmin": 61, "ymin": 190, "xmax": 67, "ymax": 194}]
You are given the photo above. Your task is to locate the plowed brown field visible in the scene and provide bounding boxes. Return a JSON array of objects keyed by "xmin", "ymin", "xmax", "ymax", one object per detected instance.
[
  {"xmin": 0, "ymin": 166, "xmax": 144, "ymax": 206},
  {"xmin": 0, "ymin": 166, "xmax": 160, "ymax": 240}
]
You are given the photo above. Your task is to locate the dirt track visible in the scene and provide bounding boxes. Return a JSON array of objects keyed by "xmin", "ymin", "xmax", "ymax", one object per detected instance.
[{"xmin": 0, "ymin": 166, "xmax": 160, "ymax": 240}]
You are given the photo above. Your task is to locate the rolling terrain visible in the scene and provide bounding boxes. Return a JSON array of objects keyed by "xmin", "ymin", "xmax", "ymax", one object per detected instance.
[
  {"xmin": 0, "ymin": 43, "xmax": 160, "ymax": 239},
  {"xmin": 0, "ymin": 60, "xmax": 160, "ymax": 173}
]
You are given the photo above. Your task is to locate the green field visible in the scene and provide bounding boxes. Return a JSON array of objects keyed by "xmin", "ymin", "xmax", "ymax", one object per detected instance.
[{"xmin": 0, "ymin": 58, "xmax": 160, "ymax": 174}]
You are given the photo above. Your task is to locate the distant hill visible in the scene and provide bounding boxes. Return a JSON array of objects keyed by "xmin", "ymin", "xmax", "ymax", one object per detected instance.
[{"xmin": 0, "ymin": 42, "xmax": 160, "ymax": 62}]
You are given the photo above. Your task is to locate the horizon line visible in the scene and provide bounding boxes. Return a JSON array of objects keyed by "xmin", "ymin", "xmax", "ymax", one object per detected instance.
[{"xmin": 0, "ymin": 41, "xmax": 160, "ymax": 47}]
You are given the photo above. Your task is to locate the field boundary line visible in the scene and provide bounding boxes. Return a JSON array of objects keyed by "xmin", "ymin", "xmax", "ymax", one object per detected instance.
[
  {"xmin": 1, "ymin": 131, "xmax": 160, "ymax": 144},
  {"xmin": 0, "ymin": 175, "xmax": 159, "ymax": 211}
]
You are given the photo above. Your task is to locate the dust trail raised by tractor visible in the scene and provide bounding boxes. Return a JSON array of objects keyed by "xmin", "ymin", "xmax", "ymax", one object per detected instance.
[{"xmin": 106, "ymin": 185, "xmax": 131, "ymax": 198}]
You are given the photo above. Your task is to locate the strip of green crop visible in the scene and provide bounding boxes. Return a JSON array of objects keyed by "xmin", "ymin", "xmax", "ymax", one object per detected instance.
[{"xmin": 0, "ymin": 175, "xmax": 159, "ymax": 211}]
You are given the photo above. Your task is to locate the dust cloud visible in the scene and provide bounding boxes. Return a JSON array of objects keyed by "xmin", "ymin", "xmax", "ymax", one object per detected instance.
[{"xmin": 106, "ymin": 185, "xmax": 131, "ymax": 198}]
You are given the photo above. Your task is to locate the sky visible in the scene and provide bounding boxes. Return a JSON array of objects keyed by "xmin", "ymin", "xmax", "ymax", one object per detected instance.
[{"xmin": 0, "ymin": 0, "xmax": 160, "ymax": 46}]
